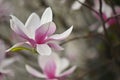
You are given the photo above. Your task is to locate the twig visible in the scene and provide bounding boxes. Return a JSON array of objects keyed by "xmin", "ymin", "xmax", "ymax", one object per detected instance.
[
  {"xmin": 60, "ymin": 35, "xmax": 89, "ymax": 46},
  {"xmin": 99, "ymin": 0, "xmax": 110, "ymax": 43},
  {"xmin": 105, "ymin": 14, "xmax": 120, "ymax": 23},
  {"xmin": 109, "ymin": 0, "xmax": 120, "ymax": 26},
  {"xmin": 60, "ymin": 33, "xmax": 106, "ymax": 46},
  {"xmin": 77, "ymin": 0, "xmax": 99, "ymax": 16}
]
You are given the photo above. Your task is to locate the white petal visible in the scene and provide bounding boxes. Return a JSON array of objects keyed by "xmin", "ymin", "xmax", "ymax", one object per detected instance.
[
  {"xmin": 25, "ymin": 13, "xmax": 41, "ymax": 39},
  {"xmin": 59, "ymin": 66, "xmax": 76, "ymax": 77},
  {"xmin": 59, "ymin": 58, "xmax": 69, "ymax": 73},
  {"xmin": 49, "ymin": 26, "xmax": 73, "ymax": 40},
  {"xmin": 25, "ymin": 65, "xmax": 46, "ymax": 78},
  {"xmin": 36, "ymin": 44, "xmax": 52, "ymax": 55},
  {"xmin": 10, "ymin": 15, "xmax": 29, "ymax": 36},
  {"xmin": 40, "ymin": 7, "xmax": 53, "ymax": 26}
]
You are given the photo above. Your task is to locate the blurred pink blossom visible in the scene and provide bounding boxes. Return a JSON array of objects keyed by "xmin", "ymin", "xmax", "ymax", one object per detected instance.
[
  {"xmin": 0, "ymin": 0, "xmax": 13, "ymax": 22},
  {"xmin": 0, "ymin": 40, "xmax": 15, "ymax": 80},
  {"xmin": 93, "ymin": 0, "xmax": 120, "ymax": 26},
  {"xmin": 26, "ymin": 53, "xmax": 76, "ymax": 80},
  {"xmin": 92, "ymin": 0, "xmax": 120, "ymax": 33},
  {"xmin": 9, "ymin": 7, "xmax": 73, "ymax": 55}
]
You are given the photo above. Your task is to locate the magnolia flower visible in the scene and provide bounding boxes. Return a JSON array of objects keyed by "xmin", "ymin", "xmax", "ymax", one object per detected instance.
[
  {"xmin": 0, "ymin": 40, "xmax": 15, "ymax": 80},
  {"xmin": 26, "ymin": 53, "xmax": 76, "ymax": 80},
  {"xmin": 10, "ymin": 7, "xmax": 73, "ymax": 55}
]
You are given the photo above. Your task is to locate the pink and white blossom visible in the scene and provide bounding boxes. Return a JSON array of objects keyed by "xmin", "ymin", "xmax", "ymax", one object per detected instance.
[
  {"xmin": 0, "ymin": 40, "xmax": 15, "ymax": 80},
  {"xmin": 0, "ymin": 0, "xmax": 13, "ymax": 22},
  {"xmin": 10, "ymin": 7, "xmax": 73, "ymax": 55},
  {"xmin": 25, "ymin": 53, "xmax": 76, "ymax": 80}
]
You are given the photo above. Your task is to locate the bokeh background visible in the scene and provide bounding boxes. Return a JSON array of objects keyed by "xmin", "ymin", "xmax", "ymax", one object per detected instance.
[{"xmin": 1, "ymin": 0, "xmax": 120, "ymax": 80}]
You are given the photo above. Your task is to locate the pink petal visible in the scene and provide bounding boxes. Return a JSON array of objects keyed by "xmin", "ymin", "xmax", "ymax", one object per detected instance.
[
  {"xmin": 59, "ymin": 66, "xmax": 76, "ymax": 77},
  {"xmin": 49, "ymin": 26, "xmax": 73, "ymax": 41},
  {"xmin": 107, "ymin": 18, "xmax": 116, "ymax": 25},
  {"xmin": 35, "ymin": 22, "xmax": 56, "ymax": 44},
  {"xmin": 36, "ymin": 44, "xmax": 52, "ymax": 55},
  {"xmin": 40, "ymin": 7, "xmax": 53, "ymax": 26},
  {"xmin": 25, "ymin": 65, "xmax": 46, "ymax": 78},
  {"xmin": 38, "ymin": 53, "xmax": 60, "ymax": 73},
  {"xmin": 48, "ymin": 43, "xmax": 64, "ymax": 51},
  {"xmin": 27, "ymin": 39, "xmax": 36, "ymax": 47},
  {"xmin": 25, "ymin": 13, "xmax": 41, "ymax": 39},
  {"xmin": 43, "ymin": 59, "xmax": 56, "ymax": 79}
]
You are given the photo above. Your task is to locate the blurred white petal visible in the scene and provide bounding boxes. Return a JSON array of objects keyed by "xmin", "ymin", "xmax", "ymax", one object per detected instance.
[
  {"xmin": 71, "ymin": 1, "xmax": 82, "ymax": 10},
  {"xmin": 59, "ymin": 66, "xmax": 76, "ymax": 77},
  {"xmin": 26, "ymin": 65, "xmax": 46, "ymax": 78},
  {"xmin": 59, "ymin": 58, "xmax": 69, "ymax": 73},
  {"xmin": 0, "ymin": 58, "xmax": 16, "ymax": 69}
]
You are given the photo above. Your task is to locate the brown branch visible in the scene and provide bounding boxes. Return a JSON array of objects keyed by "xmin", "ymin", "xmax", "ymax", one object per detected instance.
[
  {"xmin": 99, "ymin": 0, "xmax": 110, "ymax": 44},
  {"xmin": 77, "ymin": 0, "xmax": 99, "ymax": 16},
  {"xmin": 105, "ymin": 14, "xmax": 120, "ymax": 23},
  {"xmin": 60, "ymin": 33, "xmax": 106, "ymax": 46},
  {"xmin": 60, "ymin": 35, "xmax": 89, "ymax": 46},
  {"xmin": 109, "ymin": 0, "xmax": 120, "ymax": 26}
]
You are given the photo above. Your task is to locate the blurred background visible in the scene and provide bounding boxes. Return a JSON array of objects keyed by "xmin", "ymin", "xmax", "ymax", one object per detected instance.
[{"xmin": 0, "ymin": 0, "xmax": 120, "ymax": 80}]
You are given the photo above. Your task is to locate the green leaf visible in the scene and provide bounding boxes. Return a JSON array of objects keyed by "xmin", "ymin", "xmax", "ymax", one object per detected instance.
[{"xmin": 10, "ymin": 46, "xmax": 32, "ymax": 52}]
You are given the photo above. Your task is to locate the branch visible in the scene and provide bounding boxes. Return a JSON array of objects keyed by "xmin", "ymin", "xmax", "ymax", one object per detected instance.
[
  {"xmin": 105, "ymin": 14, "xmax": 120, "ymax": 23},
  {"xmin": 99, "ymin": 0, "xmax": 110, "ymax": 43},
  {"xmin": 60, "ymin": 35, "xmax": 89, "ymax": 46},
  {"xmin": 77, "ymin": 0, "xmax": 99, "ymax": 16},
  {"xmin": 60, "ymin": 33, "xmax": 106, "ymax": 46},
  {"xmin": 109, "ymin": 0, "xmax": 120, "ymax": 26}
]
